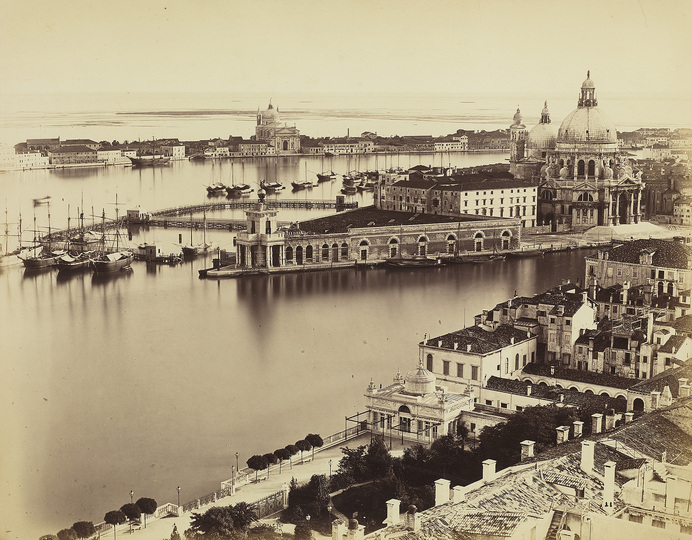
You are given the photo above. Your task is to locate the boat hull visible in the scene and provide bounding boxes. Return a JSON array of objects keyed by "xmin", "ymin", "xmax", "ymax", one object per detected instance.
[
  {"xmin": 385, "ymin": 257, "xmax": 442, "ymax": 268},
  {"xmin": 93, "ymin": 253, "xmax": 134, "ymax": 273},
  {"xmin": 128, "ymin": 156, "xmax": 171, "ymax": 167}
]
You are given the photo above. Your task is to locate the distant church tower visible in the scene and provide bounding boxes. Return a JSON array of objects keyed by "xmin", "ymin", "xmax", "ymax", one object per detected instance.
[{"xmin": 509, "ymin": 107, "xmax": 526, "ymax": 177}]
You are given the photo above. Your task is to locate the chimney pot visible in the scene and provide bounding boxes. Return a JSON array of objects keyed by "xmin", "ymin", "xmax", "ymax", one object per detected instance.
[
  {"xmin": 526, "ymin": 384, "xmax": 532, "ymax": 396},
  {"xmin": 520, "ymin": 440, "xmax": 535, "ymax": 460},
  {"xmin": 573, "ymin": 421, "xmax": 584, "ymax": 438},
  {"xmin": 383, "ymin": 499, "xmax": 401, "ymax": 527},
  {"xmin": 454, "ymin": 342, "xmax": 458, "ymax": 350},
  {"xmin": 603, "ymin": 461, "xmax": 616, "ymax": 513},
  {"xmin": 624, "ymin": 412, "xmax": 634, "ymax": 423},
  {"xmin": 581, "ymin": 441, "xmax": 595, "ymax": 474},
  {"xmin": 452, "ymin": 485, "xmax": 466, "ymax": 503},
  {"xmin": 482, "ymin": 459, "xmax": 496, "ymax": 482},
  {"xmin": 434, "ymin": 479, "xmax": 450, "ymax": 506},
  {"xmin": 591, "ymin": 413, "xmax": 603, "ymax": 434},
  {"xmin": 438, "ymin": 340, "xmax": 442, "ymax": 348},
  {"xmin": 556, "ymin": 426, "xmax": 570, "ymax": 444},
  {"xmin": 466, "ymin": 343, "xmax": 472, "ymax": 352}
]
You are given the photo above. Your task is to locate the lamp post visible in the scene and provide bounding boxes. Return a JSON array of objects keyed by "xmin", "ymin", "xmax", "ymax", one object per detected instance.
[
  {"xmin": 177, "ymin": 486, "xmax": 181, "ymax": 507},
  {"xmin": 329, "ymin": 459, "xmax": 332, "ymax": 478},
  {"xmin": 130, "ymin": 490, "xmax": 134, "ymax": 504},
  {"xmin": 235, "ymin": 452, "xmax": 239, "ymax": 473}
]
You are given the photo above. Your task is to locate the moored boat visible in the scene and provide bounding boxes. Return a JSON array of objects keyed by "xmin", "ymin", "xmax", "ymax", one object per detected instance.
[
  {"xmin": 506, "ymin": 248, "xmax": 546, "ymax": 258},
  {"xmin": 56, "ymin": 252, "xmax": 93, "ymax": 272},
  {"xmin": 316, "ymin": 171, "xmax": 337, "ymax": 182},
  {"xmin": 385, "ymin": 255, "xmax": 443, "ymax": 268},
  {"xmin": 206, "ymin": 182, "xmax": 227, "ymax": 195},
  {"xmin": 128, "ymin": 155, "xmax": 171, "ymax": 167},
  {"xmin": 291, "ymin": 180, "xmax": 314, "ymax": 191},
  {"xmin": 226, "ymin": 184, "xmax": 254, "ymax": 196},
  {"xmin": 93, "ymin": 251, "xmax": 134, "ymax": 273},
  {"xmin": 341, "ymin": 185, "xmax": 357, "ymax": 195},
  {"xmin": 260, "ymin": 180, "xmax": 285, "ymax": 193}
]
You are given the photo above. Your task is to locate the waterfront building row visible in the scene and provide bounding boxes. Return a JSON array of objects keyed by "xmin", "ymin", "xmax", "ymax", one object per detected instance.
[{"xmin": 233, "ymin": 199, "xmax": 522, "ymax": 271}]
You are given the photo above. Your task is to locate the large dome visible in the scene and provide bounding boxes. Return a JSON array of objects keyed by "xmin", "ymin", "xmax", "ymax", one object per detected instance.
[
  {"xmin": 261, "ymin": 103, "xmax": 279, "ymax": 124},
  {"xmin": 403, "ymin": 364, "xmax": 436, "ymax": 395},
  {"xmin": 558, "ymin": 107, "xmax": 617, "ymax": 144}
]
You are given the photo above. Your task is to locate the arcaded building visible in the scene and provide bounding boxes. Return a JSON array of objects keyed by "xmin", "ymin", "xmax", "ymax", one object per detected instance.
[{"xmin": 511, "ymin": 72, "xmax": 645, "ymax": 231}]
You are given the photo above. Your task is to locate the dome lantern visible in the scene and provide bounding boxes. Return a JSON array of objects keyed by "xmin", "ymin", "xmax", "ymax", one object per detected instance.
[
  {"xmin": 403, "ymin": 361, "xmax": 436, "ymax": 395},
  {"xmin": 578, "ymin": 70, "xmax": 598, "ymax": 108}
]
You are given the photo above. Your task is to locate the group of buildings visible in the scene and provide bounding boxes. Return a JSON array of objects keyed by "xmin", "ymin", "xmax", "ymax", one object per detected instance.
[{"xmin": 347, "ymin": 236, "xmax": 692, "ymax": 540}]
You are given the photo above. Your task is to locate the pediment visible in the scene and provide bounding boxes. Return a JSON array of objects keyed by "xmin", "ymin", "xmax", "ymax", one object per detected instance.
[
  {"xmin": 615, "ymin": 177, "xmax": 641, "ymax": 188},
  {"xmin": 539, "ymin": 179, "xmax": 560, "ymax": 190},
  {"xmin": 573, "ymin": 181, "xmax": 599, "ymax": 191}
]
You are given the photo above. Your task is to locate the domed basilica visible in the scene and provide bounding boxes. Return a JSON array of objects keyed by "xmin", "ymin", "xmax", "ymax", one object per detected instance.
[
  {"xmin": 510, "ymin": 72, "xmax": 644, "ymax": 230},
  {"xmin": 255, "ymin": 100, "xmax": 301, "ymax": 154}
]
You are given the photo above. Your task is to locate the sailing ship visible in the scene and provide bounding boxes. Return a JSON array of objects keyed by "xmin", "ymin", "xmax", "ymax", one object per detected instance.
[
  {"xmin": 292, "ymin": 164, "xmax": 314, "ymax": 190},
  {"xmin": 20, "ymin": 204, "xmax": 64, "ymax": 269},
  {"xmin": 181, "ymin": 210, "xmax": 212, "ymax": 257},
  {"xmin": 316, "ymin": 171, "xmax": 337, "ymax": 183},
  {"xmin": 225, "ymin": 162, "xmax": 254, "ymax": 196},
  {"xmin": 260, "ymin": 180, "xmax": 285, "ymax": 192},
  {"xmin": 92, "ymin": 201, "xmax": 134, "ymax": 273}
]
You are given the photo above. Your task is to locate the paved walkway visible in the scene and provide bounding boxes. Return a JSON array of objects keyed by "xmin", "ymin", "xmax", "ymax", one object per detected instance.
[{"xmin": 102, "ymin": 433, "xmax": 411, "ymax": 540}]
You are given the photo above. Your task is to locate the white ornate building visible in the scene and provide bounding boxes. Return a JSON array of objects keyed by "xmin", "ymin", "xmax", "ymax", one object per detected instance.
[
  {"xmin": 254, "ymin": 101, "xmax": 301, "ymax": 154},
  {"xmin": 511, "ymin": 72, "xmax": 645, "ymax": 231}
]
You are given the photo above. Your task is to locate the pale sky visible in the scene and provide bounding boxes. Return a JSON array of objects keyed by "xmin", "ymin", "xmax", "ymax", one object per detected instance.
[{"xmin": 1, "ymin": 0, "xmax": 690, "ymax": 97}]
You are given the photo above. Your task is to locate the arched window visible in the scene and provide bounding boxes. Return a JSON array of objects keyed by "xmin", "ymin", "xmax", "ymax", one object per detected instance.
[
  {"xmin": 282, "ymin": 140, "xmax": 288, "ymax": 151},
  {"xmin": 446, "ymin": 234, "xmax": 456, "ymax": 254},
  {"xmin": 667, "ymin": 282, "xmax": 674, "ymax": 295},
  {"xmin": 501, "ymin": 230, "xmax": 511, "ymax": 250},
  {"xmin": 515, "ymin": 354, "xmax": 519, "ymax": 371},
  {"xmin": 577, "ymin": 160, "xmax": 585, "ymax": 176},
  {"xmin": 398, "ymin": 405, "xmax": 411, "ymax": 414},
  {"xmin": 322, "ymin": 244, "xmax": 329, "ymax": 261},
  {"xmin": 418, "ymin": 236, "xmax": 428, "ymax": 256},
  {"xmin": 359, "ymin": 240, "xmax": 369, "ymax": 261},
  {"xmin": 600, "ymin": 392, "xmax": 611, "ymax": 398},
  {"xmin": 389, "ymin": 238, "xmax": 399, "ymax": 258},
  {"xmin": 295, "ymin": 246, "xmax": 303, "ymax": 265},
  {"xmin": 588, "ymin": 159, "xmax": 596, "ymax": 176},
  {"xmin": 285, "ymin": 246, "xmax": 293, "ymax": 263},
  {"xmin": 332, "ymin": 243, "xmax": 339, "ymax": 261},
  {"xmin": 633, "ymin": 398, "xmax": 644, "ymax": 412},
  {"xmin": 426, "ymin": 354, "xmax": 433, "ymax": 371},
  {"xmin": 474, "ymin": 232, "xmax": 484, "ymax": 252},
  {"xmin": 305, "ymin": 245, "xmax": 313, "ymax": 261},
  {"xmin": 341, "ymin": 242, "xmax": 349, "ymax": 260}
]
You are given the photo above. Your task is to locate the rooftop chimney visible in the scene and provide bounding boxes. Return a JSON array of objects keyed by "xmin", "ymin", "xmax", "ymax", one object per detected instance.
[
  {"xmin": 434, "ymin": 479, "xmax": 450, "ymax": 506},
  {"xmin": 438, "ymin": 340, "xmax": 442, "ymax": 348},
  {"xmin": 680, "ymin": 384, "xmax": 691, "ymax": 398},
  {"xmin": 405, "ymin": 505, "xmax": 420, "ymax": 532},
  {"xmin": 526, "ymin": 384, "xmax": 532, "ymax": 396},
  {"xmin": 581, "ymin": 441, "xmax": 595, "ymax": 474},
  {"xmin": 467, "ymin": 343, "xmax": 472, "ymax": 352},
  {"xmin": 592, "ymin": 413, "xmax": 603, "ymax": 434},
  {"xmin": 573, "ymin": 421, "xmax": 584, "ymax": 438},
  {"xmin": 520, "ymin": 440, "xmax": 535, "ymax": 460},
  {"xmin": 556, "ymin": 426, "xmax": 570, "ymax": 444},
  {"xmin": 651, "ymin": 390, "xmax": 661, "ymax": 409},
  {"xmin": 383, "ymin": 499, "xmax": 401, "ymax": 527},
  {"xmin": 332, "ymin": 519, "xmax": 347, "ymax": 540},
  {"xmin": 603, "ymin": 461, "xmax": 616, "ymax": 513},
  {"xmin": 454, "ymin": 342, "xmax": 459, "ymax": 350},
  {"xmin": 624, "ymin": 412, "xmax": 634, "ymax": 424},
  {"xmin": 482, "ymin": 459, "xmax": 496, "ymax": 482}
]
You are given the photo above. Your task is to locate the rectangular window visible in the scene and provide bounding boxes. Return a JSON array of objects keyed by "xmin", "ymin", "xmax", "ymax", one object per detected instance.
[
  {"xmin": 443, "ymin": 361, "xmax": 450, "ymax": 376},
  {"xmin": 565, "ymin": 319, "xmax": 571, "ymax": 326},
  {"xmin": 651, "ymin": 519, "xmax": 665, "ymax": 529},
  {"xmin": 470, "ymin": 423, "xmax": 476, "ymax": 431},
  {"xmin": 485, "ymin": 399, "xmax": 493, "ymax": 406},
  {"xmin": 643, "ymin": 355, "xmax": 648, "ymax": 363},
  {"xmin": 531, "ymin": 352, "xmax": 535, "ymax": 363},
  {"xmin": 471, "ymin": 366, "xmax": 479, "ymax": 380},
  {"xmin": 516, "ymin": 406, "xmax": 523, "ymax": 412},
  {"xmin": 628, "ymin": 515, "xmax": 643, "ymax": 524},
  {"xmin": 500, "ymin": 402, "xmax": 508, "ymax": 409},
  {"xmin": 523, "ymin": 354, "xmax": 527, "ymax": 366},
  {"xmin": 456, "ymin": 363, "xmax": 464, "ymax": 378}
]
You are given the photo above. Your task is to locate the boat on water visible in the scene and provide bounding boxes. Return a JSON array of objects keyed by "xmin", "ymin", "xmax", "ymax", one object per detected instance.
[
  {"xmin": 385, "ymin": 255, "xmax": 443, "ymax": 268},
  {"xmin": 291, "ymin": 180, "xmax": 314, "ymax": 191},
  {"xmin": 93, "ymin": 251, "xmax": 134, "ymax": 272},
  {"xmin": 128, "ymin": 155, "xmax": 171, "ymax": 167},
  {"xmin": 506, "ymin": 248, "xmax": 546, "ymax": 258},
  {"xmin": 342, "ymin": 171, "xmax": 363, "ymax": 187},
  {"xmin": 341, "ymin": 185, "xmax": 357, "ymax": 195},
  {"xmin": 316, "ymin": 171, "xmax": 337, "ymax": 183},
  {"xmin": 260, "ymin": 180, "xmax": 285, "ymax": 193},
  {"xmin": 447, "ymin": 253, "xmax": 506, "ymax": 264},
  {"xmin": 356, "ymin": 181, "xmax": 376, "ymax": 192},
  {"xmin": 133, "ymin": 243, "xmax": 182, "ymax": 264},
  {"xmin": 206, "ymin": 182, "xmax": 227, "ymax": 195},
  {"xmin": 226, "ymin": 184, "xmax": 254, "ymax": 196},
  {"xmin": 56, "ymin": 252, "xmax": 93, "ymax": 272},
  {"xmin": 181, "ymin": 211, "xmax": 212, "ymax": 258}
]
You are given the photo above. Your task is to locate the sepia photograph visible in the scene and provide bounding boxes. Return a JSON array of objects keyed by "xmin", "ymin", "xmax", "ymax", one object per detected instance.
[{"xmin": 1, "ymin": 1, "xmax": 691, "ymax": 539}]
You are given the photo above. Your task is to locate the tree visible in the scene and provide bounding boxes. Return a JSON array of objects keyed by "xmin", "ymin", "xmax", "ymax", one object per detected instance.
[
  {"xmin": 295, "ymin": 439, "xmax": 312, "ymax": 463},
  {"xmin": 189, "ymin": 506, "xmax": 235, "ymax": 536},
  {"xmin": 308, "ymin": 475, "xmax": 330, "ymax": 517},
  {"xmin": 365, "ymin": 435, "xmax": 393, "ymax": 479},
  {"xmin": 71, "ymin": 521, "xmax": 96, "ymax": 539},
  {"xmin": 104, "ymin": 510, "xmax": 126, "ymax": 540},
  {"xmin": 57, "ymin": 530, "xmax": 77, "ymax": 540},
  {"xmin": 135, "ymin": 497, "xmax": 157, "ymax": 528},
  {"xmin": 169, "ymin": 524, "xmax": 181, "ymax": 540},
  {"xmin": 305, "ymin": 434, "xmax": 324, "ymax": 460},
  {"xmin": 263, "ymin": 452, "xmax": 278, "ymax": 477},
  {"xmin": 39, "ymin": 535, "xmax": 58, "ymax": 540},
  {"xmin": 274, "ymin": 447, "xmax": 291, "ymax": 473},
  {"xmin": 247, "ymin": 454, "xmax": 269, "ymax": 482},
  {"xmin": 226, "ymin": 501, "xmax": 258, "ymax": 530},
  {"xmin": 284, "ymin": 444, "xmax": 299, "ymax": 468},
  {"xmin": 120, "ymin": 503, "xmax": 141, "ymax": 522}
]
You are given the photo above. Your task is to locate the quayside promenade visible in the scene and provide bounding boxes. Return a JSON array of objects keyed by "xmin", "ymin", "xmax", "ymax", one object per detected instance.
[{"xmin": 93, "ymin": 433, "xmax": 410, "ymax": 540}]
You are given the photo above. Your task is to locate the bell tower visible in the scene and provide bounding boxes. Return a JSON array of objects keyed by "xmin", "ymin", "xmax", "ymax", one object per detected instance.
[{"xmin": 509, "ymin": 107, "xmax": 526, "ymax": 177}]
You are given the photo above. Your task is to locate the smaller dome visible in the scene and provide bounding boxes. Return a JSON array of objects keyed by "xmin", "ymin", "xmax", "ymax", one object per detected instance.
[
  {"xmin": 528, "ymin": 122, "xmax": 558, "ymax": 152},
  {"xmin": 261, "ymin": 102, "xmax": 280, "ymax": 124},
  {"xmin": 404, "ymin": 363, "xmax": 436, "ymax": 395},
  {"xmin": 582, "ymin": 70, "xmax": 595, "ymax": 89},
  {"xmin": 512, "ymin": 107, "xmax": 523, "ymax": 125}
]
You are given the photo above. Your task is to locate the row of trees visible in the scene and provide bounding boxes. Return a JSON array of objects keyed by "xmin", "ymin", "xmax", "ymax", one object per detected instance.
[
  {"xmin": 40, "ymin": 497, "xmax": 158, "ymax": 540},
  {"xmin": 245, "ymin": 434, "xmax": 324, "ymax": 482}
]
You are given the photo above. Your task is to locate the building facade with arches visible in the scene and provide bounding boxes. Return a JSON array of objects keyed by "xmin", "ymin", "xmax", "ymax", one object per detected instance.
[
  {"xmin": 235, "ymin": 201, "xmax": 523, "ymax": 271},
  {"xmin": 511, "ymin": 72, "xmax": 645, "ymax": 231}
]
